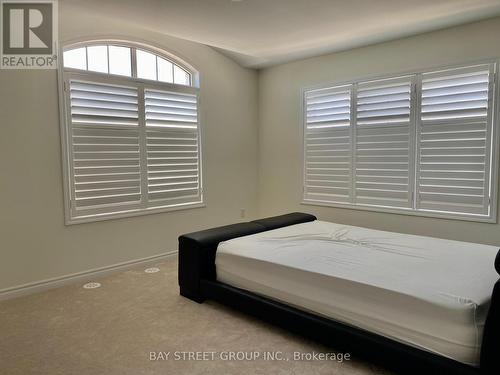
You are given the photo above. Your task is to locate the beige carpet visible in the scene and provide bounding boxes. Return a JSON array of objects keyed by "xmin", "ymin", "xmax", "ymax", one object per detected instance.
[{"xmin": 0, "ymin": 256, "xmax": 394, "ymax": 375}]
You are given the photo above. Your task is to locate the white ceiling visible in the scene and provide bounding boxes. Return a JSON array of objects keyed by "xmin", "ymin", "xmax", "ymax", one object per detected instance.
[{"xmin": 64, "ymin": 0, "xmax": 500, "ymax": 68}]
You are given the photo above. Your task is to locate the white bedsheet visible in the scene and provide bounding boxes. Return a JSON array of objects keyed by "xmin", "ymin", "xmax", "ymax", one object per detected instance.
[{"xmin": 215, "ymin": 220, "xmax": 499, "ymax": 366}]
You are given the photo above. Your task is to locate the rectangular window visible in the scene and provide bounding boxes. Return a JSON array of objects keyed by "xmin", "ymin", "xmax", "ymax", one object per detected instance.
[
  {"xmin": 63, "ymin": 73, "xmax": 203, "ymax": 223},
  {"xmin": 303, "ymin": 63, "xmax": 497, "ymax": 222}
]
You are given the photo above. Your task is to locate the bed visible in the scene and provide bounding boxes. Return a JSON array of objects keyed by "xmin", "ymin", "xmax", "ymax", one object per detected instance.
[{"xmin": 178, "ymin": 212, "xmax": 500, "ymax": 375}]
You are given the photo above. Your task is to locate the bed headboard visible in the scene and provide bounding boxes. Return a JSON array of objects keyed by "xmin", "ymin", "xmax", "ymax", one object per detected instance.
[
  {"xmin": 178, "ymin": 212, "xmax": 316, "ymax": 302},
  {"xmin": 251, "ymin": 212, "xmax": 317, "ymax": 230}
]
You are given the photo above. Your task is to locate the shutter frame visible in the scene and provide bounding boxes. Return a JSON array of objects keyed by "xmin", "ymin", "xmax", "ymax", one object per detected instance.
[
  {"xmin": 144, "ymin": 88, "xmax": 202, "ymax": 207},
  {"xmin": 67, "ymin": 78, "xmax": 142, "ymax": 218},
  {"xmin": 354, "ymin": 75, "xmax": 414, "ymax": 209},
  {"xmin": 303, "ymin": 85, "xmax": 353, "ymax": 205},
  {"xmin": 416, "ymin": 64, "xmax": 494, "ymax": 216},
  {"xmin": 63, "ymin": 71, "xmax": 203, "ymax": 223}
]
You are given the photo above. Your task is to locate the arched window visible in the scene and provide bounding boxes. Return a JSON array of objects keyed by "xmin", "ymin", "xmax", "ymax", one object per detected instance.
[
  {"xmin": 63, "ymin": 43, "xmax": 193, "ymax": 86},
  {"xmin": 60, "ymin": 41, "xmax": 203, "ymax": 223}
]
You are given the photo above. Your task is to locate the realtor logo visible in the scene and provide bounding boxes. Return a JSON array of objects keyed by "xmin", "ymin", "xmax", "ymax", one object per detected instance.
[{"xmin": 1, "ymin": 0, "xmax": 58, "ymax": 69}]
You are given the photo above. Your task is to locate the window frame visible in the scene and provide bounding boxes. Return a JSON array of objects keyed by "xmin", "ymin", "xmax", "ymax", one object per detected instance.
[
  {"xmin": 301, "ymin": 59, "xmax": 499, "ymax": 223},
  {"xmin": 58, "ymin": 39, "xmax": 204, "ymax": 225}
]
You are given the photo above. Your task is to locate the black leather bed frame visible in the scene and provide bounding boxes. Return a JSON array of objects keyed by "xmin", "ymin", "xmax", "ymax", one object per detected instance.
[{"xmin": 178, "ymin": 212, "xmax": 500, "ymax": 375}]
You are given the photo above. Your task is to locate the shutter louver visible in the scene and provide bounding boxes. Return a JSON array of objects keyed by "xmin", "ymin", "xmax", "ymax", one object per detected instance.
[
  {"xmin": 145, "ymin": 89, "xmax": 202, "ymax": 206},
  {"xmin": 69, "ymin": 80, "xmax": 141, "ymax": 213},
  {"xmin": 304, "ymin": 86, "xmax": 352, "ymax": 204},
  {"xmin": 417, "ymin": 65, "xmax": 493, "ymax": 216},
  {"xmin": 70, "ymin": 81, "xmax": 139, "ymax": 126},
  {"xmin": 355, "ymin": 77, "xmax": 413, "ymax": 208}
]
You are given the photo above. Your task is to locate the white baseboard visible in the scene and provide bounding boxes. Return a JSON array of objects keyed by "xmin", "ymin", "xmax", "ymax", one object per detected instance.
[{"xmin": 0, "ymin": 251, "xmax": 178, "ymax": 302}]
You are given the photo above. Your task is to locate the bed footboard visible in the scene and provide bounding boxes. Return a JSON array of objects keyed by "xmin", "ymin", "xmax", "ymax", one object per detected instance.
[
  {"xmin": 178, "ymin": 212, "xmax": 316, "ymax": 302},
  {"xmin": 480, "ymin": 251, "xmax": 500, "ymax": 374}
]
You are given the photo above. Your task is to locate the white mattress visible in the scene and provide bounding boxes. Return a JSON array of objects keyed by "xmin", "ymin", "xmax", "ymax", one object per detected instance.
[{"xmin": 215, "ymin": 220, "xmax": 499, "ymax": 366}]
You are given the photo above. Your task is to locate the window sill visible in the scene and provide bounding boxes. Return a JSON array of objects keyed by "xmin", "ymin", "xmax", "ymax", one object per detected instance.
[
  {"xmin": 301, "ymin": 199, "xmax": 497, "ymax": 224},
  {"xmin": 65, "ymin": 202, "xmax": 206, "ymax": 225}
]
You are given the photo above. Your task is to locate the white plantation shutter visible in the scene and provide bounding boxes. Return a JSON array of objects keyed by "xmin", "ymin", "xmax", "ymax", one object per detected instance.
[
  {"xmin": 303, "ymin": 62, "xmax": 497, "ymax": 221},
  {"xmin": 144, "ymin": 89, "xmax": 202, "ymax": 206},
  {"xmin": 304, "ymin": 85, "xmax": 352, "ymax": 204},
  {"xmin": 355, "ymin": 77, "xmax": 414, "ymax": 208},
  {"xmin": 64, "ymin": 74, "xmax": 202, "ymax": 221},
  {"xmin": 417, "ymin": 65, "xmax": 494, "ymax": 216},
  {"xmin": 68, "ymin": 80, "xmax": 142, "ymax": 216}
]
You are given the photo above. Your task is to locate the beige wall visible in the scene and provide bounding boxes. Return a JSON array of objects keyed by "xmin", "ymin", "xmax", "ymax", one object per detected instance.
[
  {"xmin": 257, "ymin": 17, "xmax": 500, "ymax": 246},
  {"xmin": 2, "ymin": 7, "xmax": 500, "ymax": 293},
  {"xmin": 0, "ymin": 4, "xmax": 259, "ymax": 291}
]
